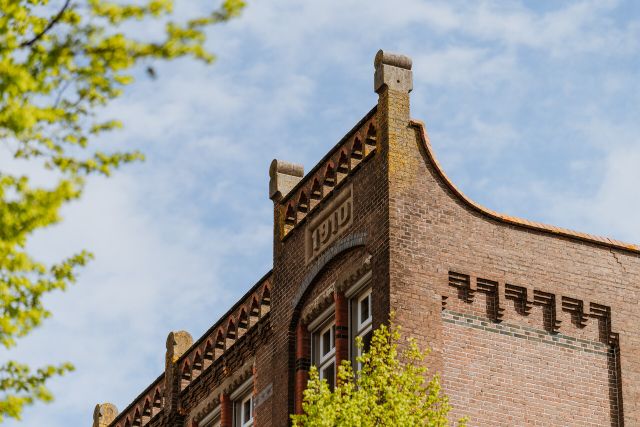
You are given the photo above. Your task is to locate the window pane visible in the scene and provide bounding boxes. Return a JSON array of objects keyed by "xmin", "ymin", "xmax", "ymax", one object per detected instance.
[
  {"xmin": 323, "ymin": 363, "xmax": 335, "ymax": 391},
  {"xmin": 322, "ymin": 329, "xmax": 331, "ymax": 356},
  {"xmin": 243, "ymin": 398, "xmax": 251, "ymax": 423},
  {"xmin": 360, "ymin": 295, "xmax": 370, "ymax": 324},
  {"xmin": 362, "ymin": 329, "xmax": 373, "ymax": 354}
]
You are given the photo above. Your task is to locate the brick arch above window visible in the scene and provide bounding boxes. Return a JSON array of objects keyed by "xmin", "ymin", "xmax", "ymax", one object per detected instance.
[{"xmin": 291, "ymin": 232, "xmax": 367, "ymax": 311}]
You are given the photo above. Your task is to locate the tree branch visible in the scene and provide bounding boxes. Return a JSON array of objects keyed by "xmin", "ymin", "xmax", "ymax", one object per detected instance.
[{"xmin": 19, "ymin": 0, "xmax": 72, "ymax": 48}]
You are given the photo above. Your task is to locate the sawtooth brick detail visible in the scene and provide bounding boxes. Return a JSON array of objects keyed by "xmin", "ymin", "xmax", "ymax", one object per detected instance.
[{"xmin": 99, "ymin": 50, "xmax": 639, "ymax": 427}]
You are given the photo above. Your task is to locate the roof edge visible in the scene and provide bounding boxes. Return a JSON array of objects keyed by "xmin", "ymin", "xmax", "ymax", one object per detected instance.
[
  {"xmin": 280, "ymin": 105, "xmax": 378, "ymax": 205},
  {"xmin": 410, "ymin": 119, "xmax": 640, "ymax": 255},
  {"xmin": 109, "ymin": 270, "xmax": 273, "ymax": 426},
  {"xmin": 176, "ymin": 269, "xmax": 273, "ymax": 366}
]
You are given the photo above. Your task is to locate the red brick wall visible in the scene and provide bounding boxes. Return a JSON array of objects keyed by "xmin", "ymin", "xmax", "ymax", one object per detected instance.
[
  {"xmin": 108, "ymin": 57, "xmax": 640, "ymax": 427},
  {"xmin": 267, "ymin": 111, "xmax": 391, "ymax": 426},
  {"xmin": 380, "ymin": 78, "xmax": 640, "ymax": 426},
  {"xmin": 442, "ymin": 310, "xmax": 617, "ymax": 426}
]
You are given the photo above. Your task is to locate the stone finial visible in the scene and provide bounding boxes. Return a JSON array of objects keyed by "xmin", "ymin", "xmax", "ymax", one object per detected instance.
[
  {"xmin": 374, "ymin": 49, "xmax": 413, "ymax": 94},
  {"xmin": 92, "ymin": 403, "xmax": 118, "ymax": 427},
  {"xmin": 164, "ymin": 330, "xmax": 193, "ymax": 416},
  {"xmin": 166, "ymin": 330, "xmax": 193, "ymax": 363},
  {"xmin": 269, "ymin": 159, "xmax": 304, "ymax": 200}
]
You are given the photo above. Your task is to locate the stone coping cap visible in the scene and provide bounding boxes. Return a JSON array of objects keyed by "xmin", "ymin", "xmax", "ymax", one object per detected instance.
[{"xmin": 374, "ymin": 49, "xmax": 412, "ymax": 70}]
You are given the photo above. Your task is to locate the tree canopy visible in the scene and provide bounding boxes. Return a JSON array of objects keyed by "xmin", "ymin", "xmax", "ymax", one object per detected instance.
[
  {"xmin": 291, "ymin": 321, "xmax": 467, "ymax": 427},
  {"xmin": 0, "ymin": 0, "xmax": 244, "ymax": 421}
]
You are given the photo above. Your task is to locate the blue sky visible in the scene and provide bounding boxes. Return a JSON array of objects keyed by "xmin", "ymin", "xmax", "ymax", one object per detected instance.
[{"xmin": 5, "ymin": 0, "xmax": 640, "ymax": 425}]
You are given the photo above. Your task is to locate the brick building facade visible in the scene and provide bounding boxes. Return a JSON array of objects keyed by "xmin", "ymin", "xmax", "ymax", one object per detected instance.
[{"xmin": 92, "ymin": 51, "xmax": 640, "ymax": 427}]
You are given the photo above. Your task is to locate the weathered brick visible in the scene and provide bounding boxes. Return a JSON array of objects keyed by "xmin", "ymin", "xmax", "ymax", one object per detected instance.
[{"xmin": 103, "ymin": 50, "xmax": 640, "ymax": 427}]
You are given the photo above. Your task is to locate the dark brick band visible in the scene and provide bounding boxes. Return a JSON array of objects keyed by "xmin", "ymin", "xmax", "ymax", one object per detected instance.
[{"xmin": 295, "ymin": 357, "xmax": 311, "ymax": 372}]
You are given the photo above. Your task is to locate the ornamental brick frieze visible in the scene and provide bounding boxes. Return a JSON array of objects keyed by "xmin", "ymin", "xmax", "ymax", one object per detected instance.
[
  {"xmin": 334, "ymin": 254, "xmax": 372, "ymax": 294},
  {"xmin": 108, "ymin": 274, "xmax": 271, "ymax": 427},
  {"xmin": 444, "ymin": 270, "xmax": 619, "ymax": 346},
  {"xmin": 300, "ymin": 286, "xmax": 334, "ymax": 326},
  {"xmin": 299, "ymin": 254, "xmax": 372, "ymax": 326},
  {"xmin": 186, "ymin": 359, "xmax": 254, "ymax": 425},
  {"xmin": 273, "ymin": 108, "xmax": 378, "ymax": 239}
]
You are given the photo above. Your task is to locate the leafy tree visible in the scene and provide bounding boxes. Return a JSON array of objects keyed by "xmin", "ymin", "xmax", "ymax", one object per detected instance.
[
  {"xmin": 0, "ymin": 0, "xmax": 244, "ymax": 421},
  {"xmin": 291, "ymin": 321, "xmax": 467, "ymax": 427}
]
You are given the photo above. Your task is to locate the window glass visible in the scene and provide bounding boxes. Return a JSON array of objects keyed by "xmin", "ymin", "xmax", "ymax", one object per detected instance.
[
  {"xmin": 351, "ymin": 288, "xmax": 372, "ymax": 371},
  {"xmin": 232, "ymin": 384, "xmax": 253, "ymax": 427},
  {"xmin": 241, "ymin": 394, "xmax": 252, "ymax": 427},
  {"xmin": 312, "ymin": 317, "xmax": 336, "ymax": 390},
  {"xmin": 321, "ymin": 362, "xmax": 335, "ymax": 390},
  {"xmin": 359, "ymin": 294, "xmax": 370, "ymax": 326},
  {"xmin": 322, "ymin": 328, "xmax": 331, "ymax": 356},
  {"xmin": 362, "ymin": 329, "xmax": 373, "ymax": 354}
]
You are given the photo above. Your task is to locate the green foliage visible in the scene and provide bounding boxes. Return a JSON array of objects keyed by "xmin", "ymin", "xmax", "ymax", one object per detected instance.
[
  {"xmin": 291, "ymin": 321, "xmax": 467, "ymax": 427},
  {"xmin": 0, "ymin": 0, "xmax": 245, "ymax": 421}
]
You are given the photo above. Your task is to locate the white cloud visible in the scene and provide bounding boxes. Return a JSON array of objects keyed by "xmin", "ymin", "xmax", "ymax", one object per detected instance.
[
  {"xmin": 4, "ymin": 1, "xmax": 640, "ymax": 426},
  {"xmin": 544, "ymin": 119, "xmax": 640, "ymax": 242},
  {"xmin": 413, "ymin": 46, "xmax": 518, "ymax": 87}
]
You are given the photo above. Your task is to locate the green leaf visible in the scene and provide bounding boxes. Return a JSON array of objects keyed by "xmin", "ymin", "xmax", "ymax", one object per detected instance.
[
  {"xmin": 291, "ymin": 318, "xmax": 468, "ymax": 426},
  {"xmin": 0, "ymin": 0, "xmax": 245, "ymax": 420}
]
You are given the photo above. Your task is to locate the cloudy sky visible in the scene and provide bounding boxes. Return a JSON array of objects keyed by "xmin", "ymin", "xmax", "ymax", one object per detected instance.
[{"xmin": 5, "ymin": 0, "xmax": 640, "ymax": 425}]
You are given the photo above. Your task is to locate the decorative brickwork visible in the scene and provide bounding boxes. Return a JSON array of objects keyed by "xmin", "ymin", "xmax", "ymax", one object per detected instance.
[
  {"xmin": 99, "ymin": 50, "xmax": 640, "ymax": 427},
  {"xmin": 108, "ymin": 274, "xmax": 271, "ymax": 427},
  {"xmin": 444, "ymin": 270, "xmax": 619, "ymax": 344},
  {"xmin": 278, "ymin": 110, "xmax": 377, "ymax": 239}
]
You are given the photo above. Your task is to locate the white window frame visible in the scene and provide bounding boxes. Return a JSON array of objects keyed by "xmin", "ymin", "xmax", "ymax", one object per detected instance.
[
  {"xmin": 356, "ymin": 290, "xmax": 372, "ymax": 332},
  {"xmin": 352, "ymin": 288, "xmax": 372, "ymax": 370},
  {"xmin": 345, "ymin": 270, "xmax": 373, "ymax": 371},
  {"xmin": 318, "ymin": 321, "xmax": 336, "ymax": 367},
  {"xmin": 239, "ymin": 392, "xmax": 253, "ymax": 427},
  {"xmin": 310, "ymin": 310, "xmax": 336, "ymax": 389},
  {"xmin": 231, "ymin": 377, "xmax": 254, "ymax": 427},
  {"xmin": 199, "ymin": 405, "xmax": 220, "ymax": 427}
]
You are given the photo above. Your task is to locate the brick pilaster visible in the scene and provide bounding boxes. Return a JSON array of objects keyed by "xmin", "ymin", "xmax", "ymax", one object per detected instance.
[
  {"xmin": 220, "ymin": 393, "xmax": 232, "ymax": 427},
  {"xmin": 334, "ymin": 291, "xmax": 349, "ymax": 374},
  {"xmin": 375, "ymin": 50, "xmax": 444, "ymax": 375},
  {"xmin": 294, "ymin": 321, "xmax": 310, "ymax": 414}
]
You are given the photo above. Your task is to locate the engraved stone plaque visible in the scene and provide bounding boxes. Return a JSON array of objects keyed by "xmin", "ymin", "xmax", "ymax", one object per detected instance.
[{"xmin": 305, "ymin": 185, "xmax": 353, "ymax": 264}]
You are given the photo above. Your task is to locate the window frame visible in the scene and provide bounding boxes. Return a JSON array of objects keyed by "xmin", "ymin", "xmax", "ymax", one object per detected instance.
[
  {"xmin": 309, "ymin": 307, "xmax": 336, "ymax": 389},
  {"xmin": 351, "ymin": 287, "xmax": 373, "ymax": 370},
  {"xmin": 239, "ymin": 392, "xmax": 253, "ymax": 427},
  {"xmin": 199, "ymin": 405, "xmax": 220, "ymax": 427},
  {"xmin": 230, "ymin": 377, "xmax": 254, "ymax": 427},
  {"xmin": 356, "ymin": 289, "xmax": 372, "ymax": 332},
  {"xmin": 318, "ymin": 320, "xmax": 336, "ymax": 366},
  {"xmin": 345, "ymin": 270, "xmax": 373, "ymax": 371}
]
